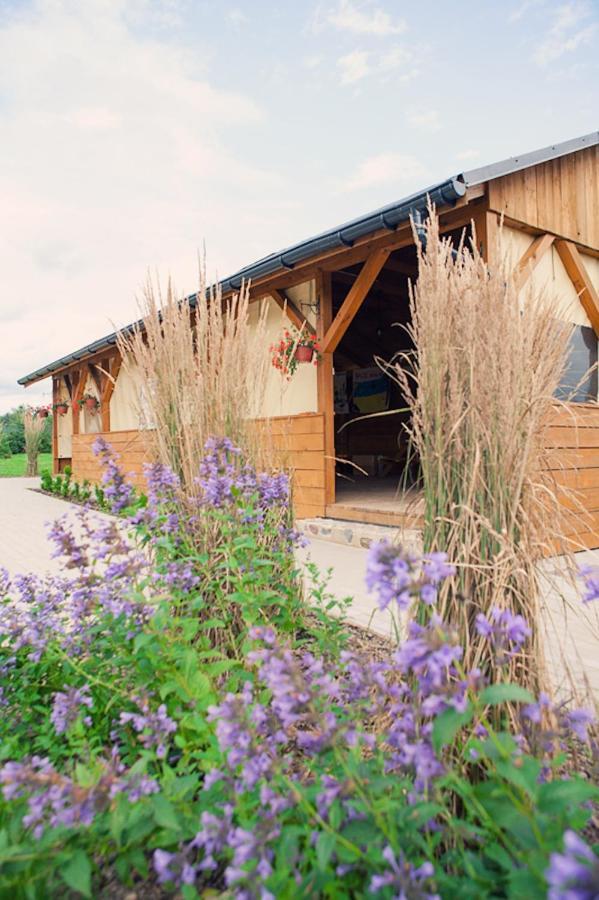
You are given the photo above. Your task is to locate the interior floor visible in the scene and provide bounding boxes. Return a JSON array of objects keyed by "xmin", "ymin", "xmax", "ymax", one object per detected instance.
[{"xmin": 328, "ymin": 476, "xmax": 424, "ymax": 528}]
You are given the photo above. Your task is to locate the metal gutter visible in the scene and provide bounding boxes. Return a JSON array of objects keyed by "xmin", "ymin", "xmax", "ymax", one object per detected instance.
[{"xmin": 18, "ymin": 177, "xmax": 465, "ymax": 386}]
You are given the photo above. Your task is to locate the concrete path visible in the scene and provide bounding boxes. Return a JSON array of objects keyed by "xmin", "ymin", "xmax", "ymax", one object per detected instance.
[
  {"xmin": 1, "ymin": 478, "xmax": 597, "ymax": 701},
  {"xmin": 0, "ymin": 477, "xmax": 111, "ymax": 576},
  {"xmin": 299, "ymin": 535, "xmax": 599, "ymax": 702}
]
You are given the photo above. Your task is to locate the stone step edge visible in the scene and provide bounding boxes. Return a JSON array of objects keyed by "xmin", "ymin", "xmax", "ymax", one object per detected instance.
[{"xmin": 296, "ymin": 516, "xmax": 423, "ymax": 552}]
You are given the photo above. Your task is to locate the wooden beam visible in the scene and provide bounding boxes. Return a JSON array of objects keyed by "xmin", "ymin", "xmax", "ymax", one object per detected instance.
[
  {"xmin": 52, "ymin": 377, "xmax": 59, "ymax": 474},
  {"xmin": 555, "ymin": 240, "xmax": 599, "ymax": 337},
  {"xmin": 322, "ymin": 248, "xmax": 391, "ymax": 354},
  {"xmin": 72, "ymin": 368, "xmax": 88, "ymax": 436},
  {"xmin": 268, "ymin": 289, "xmax": 316, "ymax": 337},
  {"xmin": 88, "ymin": 362, "xmax": 103, "ymax": 397},
  {"xmin": 100, "ymin": 355, "xmax": 122, "ymax": 432},
  {"xmin": 513, "ymin": 232, "xmax": 555, "ymax": 291},
  {"xmin": 64, "ymin": 373, "xmax": 73, "ymax": 400},
  {"xmin": 316, "ymin": 270, "xmax": 335, "ymax": 506}
]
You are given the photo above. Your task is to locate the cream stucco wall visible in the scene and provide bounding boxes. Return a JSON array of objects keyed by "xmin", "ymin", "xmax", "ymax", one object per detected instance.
[
  {"xmin": 501, "ymin": 227, "xmax": 594, "ymax": 328},
  {"xmin": 110, "ymin": 364, "xmax": 143, "ymax": 431},
  {"xmin": 256, "ymin": 283, "xmax": 319, "ymax": 419},
  {"xmin": 56, "ymin": 380, "xmax": 72, "ymax": 457},
  {"xmin": 79, "ymin": 374, "xmax": 101, "ymax": 435}
]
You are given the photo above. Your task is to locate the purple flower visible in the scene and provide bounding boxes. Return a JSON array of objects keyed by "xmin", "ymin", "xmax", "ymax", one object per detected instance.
[
  {"xmin": 366, "ymin": 542, "xmax": 454, "ymax": 613},
  {"xmin": 0, "ymin": 755, "xmax": 157, "ymax": 838},
  {"xmin": 580, "ymin": 565, "xmax": 599, "ymax": 604},
  {"xmin": 120, "ymin": 698, "xmax": 177, "ymax": 759},
  {"xmin": 546, "ymin": 830, "xmax": 599, "ymax": 900},
  {"xmin": 93, "ymin": 437, "xmax": 135, "ymax": 513},
  {"xmin": 564, "ymin": 708, "xmax": 595, "ymax": 742},
  {"xmin": 475, "ymin": 606, "xmax": 531, "ymax": 663},
  {"xmin": 50, "ymin": 684, "xmax": 93, "ymax": 734},
  {"xmin": 370, "ymin": 846, "xmax": 439, "ymax": 898}
]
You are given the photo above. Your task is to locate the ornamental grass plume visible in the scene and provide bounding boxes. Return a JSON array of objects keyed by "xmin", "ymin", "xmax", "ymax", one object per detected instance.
[
  {"xmin": 386, "ymin": 206, "xmax": 575, "ymax": 697},
  {"xmin": 23, "ymin": 408, "xmax": 46, "ymax": 477},
  {"xmin": 116, "ymin": 266, "xmax": 273, "ymax": 500}
]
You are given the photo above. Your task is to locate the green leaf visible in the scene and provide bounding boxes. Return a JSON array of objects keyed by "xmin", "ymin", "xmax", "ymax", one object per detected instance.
[
  {"xmin": 432, "ymin": 703, "xmax": 474, "ymax": 753},
  {"xmin": 538, "ymin": 777, "xmax": 599, "ymax": 814},
  {"xmin": 316, "ymin": 831, "xmax": 336, "ymax": 871},
  {"xmin": 152, "ymin": 794, "xmax": 181, "ymax": 831},
  {"xmin": 479, "ymin": 684, "xmax": 535, "ymax": 706},
  {"xmin": 60, "ymin": 850, "xmax": 92, "ymax": 897}
]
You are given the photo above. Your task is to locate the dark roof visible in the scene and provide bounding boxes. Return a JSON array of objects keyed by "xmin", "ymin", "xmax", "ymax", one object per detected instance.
[{"xmin": 18, "ymin": 130, "xmax": 599, "ymax": 387}]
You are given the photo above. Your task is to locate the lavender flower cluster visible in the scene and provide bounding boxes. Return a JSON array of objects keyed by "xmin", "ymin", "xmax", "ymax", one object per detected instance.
[
  {"xmin": 50, "ymin": 684, "xmax": 93, "ymax": 734},
  {"xmin": 120, "ymin": 696, "xmax": 177, "ymax": 759},
  {"xmin": 365, "ymin": 542, "xmax": 455, "ymax": 613},
  {"xmin": 0, "ymin": 754, "xmax": 157, "ymax": 839},
  {"xmin": 93, "ymin": 436, "xmax": 136, "ymax": 513},
  {"xmin": 150, "ymin": 544, "xmax": 597, "ymax": 897}
]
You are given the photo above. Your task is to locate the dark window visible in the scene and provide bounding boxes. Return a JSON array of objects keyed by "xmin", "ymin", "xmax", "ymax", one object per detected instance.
[{"xmin": 555, "ymin": 324, "xmax": 598, "ymax": 403}]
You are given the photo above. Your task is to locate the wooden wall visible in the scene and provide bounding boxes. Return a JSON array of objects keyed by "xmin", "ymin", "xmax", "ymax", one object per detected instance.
[
  {"xmin": 71, "ymin": 430, "xmax": 150, "ymax": 491},
  {"xmin": 263, "ymin": 413, "xmax": 326, "ymax": 519},
  {"xmin": 488, "ymin": 145, "xmax": 599, "ymax": 249},
  {"xmin": 70, "ymin": 413, "xmax": 326, "ymax": 520},
  {"xmin": 544, "ymin": 403, "xmax": 599, "ymax": 551}
]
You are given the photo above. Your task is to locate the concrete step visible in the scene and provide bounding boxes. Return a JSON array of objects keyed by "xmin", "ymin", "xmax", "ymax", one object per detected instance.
[{"xmin": 297, "ymin": 516, "xmax": 422, "ymax": 553}]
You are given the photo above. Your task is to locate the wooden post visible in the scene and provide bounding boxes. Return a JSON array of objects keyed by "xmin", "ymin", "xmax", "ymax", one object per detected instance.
[
  {"xmin": 52, "ymin": 377, "xmax": 59, "ymax": 474},
  {"xmin": 72, "ymin": 368, "xmax": 87, "ymax": 436},
  {"xmin": 316, "ymin": 270, "xmax": 335, "ymax": 507},
  {"xmin": 101, "ymin": 355, "xmax": 121, "ymax": 433}
]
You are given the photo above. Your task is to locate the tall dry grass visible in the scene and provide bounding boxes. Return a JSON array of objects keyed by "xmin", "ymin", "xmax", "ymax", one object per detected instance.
[
  {"xmin": 23, "ymin": 409, "xmax": 46, "ymax": 477},
  {"xmin": 117, "ymin": 272, "xmax": 273, "ymax": 494},
  {"xmin": 388, "ymin": 209, "xmax": 574, "ymax": 694}
]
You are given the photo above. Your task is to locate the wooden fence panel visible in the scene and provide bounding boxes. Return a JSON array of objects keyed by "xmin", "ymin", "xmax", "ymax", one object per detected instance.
[
  {"xmin": 544, "ymin": 402, "xmax": 599, "ymax": 550},
  {"xmin": 71, "ymin": 413, "xmax": 327, "ymax": 519}
]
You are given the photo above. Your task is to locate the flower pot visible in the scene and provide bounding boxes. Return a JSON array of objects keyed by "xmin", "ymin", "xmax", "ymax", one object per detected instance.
[
  {"xmin": 294, "ymin": 345, "xmax": 314, "ymax": 364},
  {"xmin": 84, "ymin": 397, "xmax": 98, "ymax": 412},
  {"xmin": 55, "ymin": 404, "xmax": 68, "ymax": 416},
  {"xmin": 37, "ymin": 408, "xmax": 49, "ymax": 418}
]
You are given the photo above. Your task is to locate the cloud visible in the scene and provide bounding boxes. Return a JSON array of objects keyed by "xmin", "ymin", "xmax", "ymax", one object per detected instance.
[
  {"xmin": 508, "ymin": 0, "xmax": 544, "ymax": 23},
  {"xmin": 532, "ymin": 1, "xmax": 597, "ymax": 66},
  {"xmin": 344, "ymin": 152, "xmax": 428, "ymax": 191},
  {"xmin": 407, "ymin": 108, "xmax": 441, "ymax": 132},
  {"xmin": 337, "ymin": 44, "xmax": 416, "ymax": 84},
  {"xmin": 337, "ymin": 49, "xmax": 371, "ymax": 83},
  {"xmin": 314, "ymin": 0, "xmax": 406, "ymax": 37},
  {"xmin": 0, "ymin": 0, "xmax": 280, "ymax": 413},
  {"xmin": 226, "ymin": 8, "xmax": 248, "ymax": 28},
  {"xmin": 456, "ymin": 148, "xmax": 481, "ymax": 161}
]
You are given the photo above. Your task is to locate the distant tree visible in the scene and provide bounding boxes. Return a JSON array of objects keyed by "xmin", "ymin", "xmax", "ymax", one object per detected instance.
[
  {"xmin": 0, "ymin": 427, "xmax": 11, "ymax": 459},
  {"xmin": 0, "ymin": 405, "xmax": 52, "ymax": 454}
]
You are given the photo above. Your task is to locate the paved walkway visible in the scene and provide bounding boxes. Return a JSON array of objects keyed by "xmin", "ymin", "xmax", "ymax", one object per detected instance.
[
  {"xmin": 0, "ymin": 478, "xmax": 112, "ymax": 575},
  {"xmin": 1, "ymin": 478, "xmax": 597, "ymax": 701}
]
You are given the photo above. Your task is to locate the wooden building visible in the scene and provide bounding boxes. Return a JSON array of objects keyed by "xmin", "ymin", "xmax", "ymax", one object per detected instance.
[{"xmin": 18, "ymin": 131, "xmax": 599, "ymax": 548}]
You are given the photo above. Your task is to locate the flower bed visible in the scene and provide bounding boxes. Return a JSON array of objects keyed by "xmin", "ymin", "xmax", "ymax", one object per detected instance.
[{"xmin": 0, "ymin": 439, "xmax": 597, "ymax": 897}]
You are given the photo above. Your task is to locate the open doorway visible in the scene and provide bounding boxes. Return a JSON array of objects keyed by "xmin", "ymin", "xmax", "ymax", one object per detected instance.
[{"xmin": 329, "ymin": 225, "xmax": 472, "ymax": 526}]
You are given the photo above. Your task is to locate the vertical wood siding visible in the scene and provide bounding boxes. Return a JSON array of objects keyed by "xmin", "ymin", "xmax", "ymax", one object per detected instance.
[
  {"xmin": 488, "ymin": 146, "xmax": 599, "ymax": 249},
  {"xmin": 71, "ymin": 413, "xmax": 326, "ymax": 519}
]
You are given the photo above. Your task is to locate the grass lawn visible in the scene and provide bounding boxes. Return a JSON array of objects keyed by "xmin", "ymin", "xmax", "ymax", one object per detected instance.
[{"xmin": 0, "ymin": 453, "xmax": 52, "ymax": 477}]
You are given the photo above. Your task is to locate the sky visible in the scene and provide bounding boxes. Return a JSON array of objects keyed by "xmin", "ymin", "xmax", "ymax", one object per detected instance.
[{"xmin": 1, "ymin": 0, "xmax": 598, "ymax": 412}]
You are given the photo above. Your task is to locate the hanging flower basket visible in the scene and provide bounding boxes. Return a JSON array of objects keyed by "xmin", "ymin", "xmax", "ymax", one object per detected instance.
[
  {"xmin": 78, "ymin": 394, "xmax": 99, "ymax": 413},
  {"xmin": 53, "ymin": 401, "xmax": 69, "ymax": 416},
  {"xmin": 294, "ymin": 344, "xmax": 314, "ymax": 364},
  {"xmin": 270, "ymin": 327, "xmax": 320, "ymax": 379}
]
